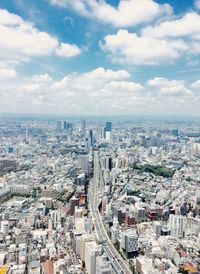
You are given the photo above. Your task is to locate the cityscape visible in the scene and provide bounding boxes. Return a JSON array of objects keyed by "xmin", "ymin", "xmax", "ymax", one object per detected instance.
[
  {"xmin": 0, "ymin": 118, "xmax": 199, "ymax": 274},
  {"xmin": 0, "ymin": 0, "xmax": 200, "ymax": 273}
]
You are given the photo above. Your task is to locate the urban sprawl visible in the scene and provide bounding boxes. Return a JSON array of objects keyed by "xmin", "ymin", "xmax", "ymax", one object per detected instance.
[{"xmin": 0, "ymin": 118, "xmax": 199, "ymax": 274}]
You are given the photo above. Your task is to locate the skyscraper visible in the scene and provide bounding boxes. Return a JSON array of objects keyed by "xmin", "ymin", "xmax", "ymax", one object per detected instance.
[
  {"xmin": 105, "ymin": 122, "xmax": 112, "ymax": 132},
  {"xmin": 25, "ymin": 125, "xmax": 29, "ymax": 144},
  {"xmin": 81, "ymin": 120, "xmax": 86, "ymax": 137},
  {"xmin": 93, "ymin": 148, "xmax": 99, "ymax": 182},
  {"xmin": 104, "ymin": 122, "xmax": 112, "ymax": 140}
]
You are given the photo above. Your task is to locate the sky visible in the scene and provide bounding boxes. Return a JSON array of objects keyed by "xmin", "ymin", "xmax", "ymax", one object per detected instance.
[{"xmin": 0, "ymin": 0, "xmax": 200, "ymax": 117}]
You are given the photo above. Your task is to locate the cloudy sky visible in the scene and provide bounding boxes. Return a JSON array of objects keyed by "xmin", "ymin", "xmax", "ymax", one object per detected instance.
[{"xmin": 0, "ymin": 0, "xmax": 200, "ymax": 116}]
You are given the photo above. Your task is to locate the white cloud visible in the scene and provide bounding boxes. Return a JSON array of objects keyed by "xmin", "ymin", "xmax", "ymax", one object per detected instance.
[
  {"xmin": 0, "ymin": 68, "xmax": 17, "ymax": 79},
  {"xmin": 191, "ymin": 80, "xmax": 200, "ymax": 89},
  {"xmin": 142, "ymin": 12, "xmax": 200, "ymax": 40},
  {"xmin": 101, "ymin": 30, "xmax": 188, "ymax": 65},
  {"xmin": 105, "ymin": 81, "xmax": 143, "ymax": 92},
  {"xmin": 147, "ymin": 77, "xmax": 193, "ymax": 96},
  {"xmin": 0, "ymin": 9, "xmax": 23, "ymax": 26},
  {"xmin": 0, "ymin": 68, "xmax": 198, "ymax": 115},
  {"xmin": 49, "ymin": 0, "xmax": 172, "ymax": 27},
  {"xmin": 31, "ymin": 73, "xmax": 52, "ymax": 83},
  {"xmin": 51, "ymin": 67, "xmax": 130, "ymax": 90},
  {"xmin": 55, "ymin": 43, "xmax": 81, "ymax": 57},
  {"xmin": 101, "ymin": 12, "xmax": 200, "ymax": 65},
  {"xmin": 0, "ymin": 9, "xmax": 81, "ymax": 65}
]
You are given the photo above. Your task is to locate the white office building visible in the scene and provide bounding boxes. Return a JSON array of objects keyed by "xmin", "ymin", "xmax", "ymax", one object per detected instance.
[{"xmin": 168, "ymin": 214, "xmax": 185, "ymax": 238}]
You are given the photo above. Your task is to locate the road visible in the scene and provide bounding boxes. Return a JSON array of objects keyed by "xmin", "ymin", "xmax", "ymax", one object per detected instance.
[{"xmin": 88, "ymin": 177, "xmax": 132, "ymax": 274}]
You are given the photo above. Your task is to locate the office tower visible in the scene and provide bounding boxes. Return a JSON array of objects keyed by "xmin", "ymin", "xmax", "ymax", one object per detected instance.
[
  {"xmin": 81, "ymin": 120, "xmax": 86, "ymax": 137},
  {"xmin": 87, "ymin": 129, "xmax": 93, "ymax": 147},
  {"xmin": 56, "ymin": 121, "xmax": 62, "ymax": 131},
  {"xmin": 121, "ymin": 229, "xmax": 138, "ymax": 258},
  {"xmin": 80, "ymin": 234, "xmax": 95, "ymax": 262},
  {"xmin": 84, "ymin": 241, "xmax": 101, "ymax": 274},
  {"xmin": 78, "ymin": 154, "xmax": 89, "ymax": 174},
  {"xmin": 69, "ymin": 196, "xmax": 79, "ymax": 215},
  {"xmin": 104, "ymin": 122, "xmax": 112, "ymax": 140},
  {"xmin": 169, "ymin": 214, "xmax": 185, "ymax": 238},
  {"xmin": 63, "ymin": 121, "xmax": 67, "ymax": 130},
  {"xmin": 105, "ymin": 131, "xmax": 111, "ymax": 141},
  {"xmin": 93, "ymin": 148, "xmax": 99, "ymax": 182},
  {"xmin": 105, "ymin": 122, "xmax": 112, "ymax": 132},
  {"xmin": 25, "ymin": 125, "xmax": 29, "ymax": 144},
  {"xmin": 96, "ymin": 255, "xmax": 112, "ymax": 274},
  {"xmin": 100, "ymin": 127, "xmax": 105, "ymax": 139}
]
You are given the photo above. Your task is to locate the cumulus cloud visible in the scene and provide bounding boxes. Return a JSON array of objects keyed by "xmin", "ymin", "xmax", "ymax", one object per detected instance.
[
  {"xmin": 0, "ymin": 67, "xmax": 147, "ymax": 114},
  {"xmin": 0, "ymin": 9, "xmax": 81, "ymax": 65},
  {"xmin": 101, "ymin": 12, "xmax": 200, "ymax": 65},
  {"xmin": 142, "ymin": 12, "xmax": 200, "ymax": 40},
  {"xmin": 55, "ymin": 43, "xmax": 81, "ymax": 57},
  {"xmin": 49, "ymin": 0, "xmax": 172, "ymax": 27},
  {"xmin": 0, "ymin": 67, "xmax": 199, "ymax": 115},
  {"xmin": 147, "ymin": 77, "xmax": 193, "ymax": 96},
  {"xmin": 101, "ymin": 30, "xmax": 188, "ymax": 65},
  {"xmin": 51, "ymin": 67, "xmax": 131, "ymax": 90}
]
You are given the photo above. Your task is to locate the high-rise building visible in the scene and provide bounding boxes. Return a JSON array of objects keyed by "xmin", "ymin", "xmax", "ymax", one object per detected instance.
[
  {"xmin": 96, "ymin": 255, "xmax": 112, "ymax": 274},
  {"xmin": 25, "ymin": 125, "xmax": 29, "ymax": 144},
  {"xmin": 87, "ymin": 129, "xmax": 94, "ymax": 147},
  {"xmin": 105, "ymin": 122, "xmax": 112, "ymax": 132},
  {"xmin": 63, "ymin": 121, "xmax": 67, "ymax": 130},
  {"xmin": 84, "ymin": 241, "xmax": 101, "ymax": 274},
  {"xmin": 104, "ymin": 122, "xmax": 112, "ymax": 140},
  {"xmin": 69, "ymin": 196, "xmax": 79, "ymax": 216},
  {"xmin": 93, "ymin": 148, "xmax": 99, "ymax": 182},
  {"xmin": 121, "ymin": 229, "xmax": 138, "ymax": 258},
  {"xmin": 168, "ymin": 214, "xmax": 185, "ymax": 238},
  {"xmin": 78, "ymin": 155, "xmax": 89, "ymax": 174},
  {"xmin": 81, "ymin": 120, "xmax": 86, "ymax": 137}
]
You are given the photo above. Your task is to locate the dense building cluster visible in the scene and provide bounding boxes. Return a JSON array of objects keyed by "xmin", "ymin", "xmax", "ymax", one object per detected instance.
[{"xmin": 0, "ymin": 118, "xmax": 199, "ymax": 274}]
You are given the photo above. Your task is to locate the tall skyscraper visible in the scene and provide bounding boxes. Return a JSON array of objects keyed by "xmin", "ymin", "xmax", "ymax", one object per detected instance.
[
  {"xmin": 87, "ymin": 129, "xmax": 93, "ymax": 147},
  {"xmin": 81, "ymin": 120, "xmax": 86, "ymax": 137},
  {"xmin": 25, "ymin": 125, "xmax": 29, "ymax": 144},
  {"xmin": 105, "ymin": 122, "xmax": 112, "ymax": 132},
  {"xmin": 63, "ymin": 121, "xmax": 67, "ymax": 130},
  {"xmin": 93, "ymin": 148, "xmax": 99, "ymax": 182},
  {"xmin": 104, "ymin": 122, "xmax": 112, "ymax": 140}
]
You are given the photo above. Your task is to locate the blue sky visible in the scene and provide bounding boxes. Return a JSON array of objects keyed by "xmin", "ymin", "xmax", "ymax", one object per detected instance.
[{"xmin": 0, "ymin": 0, "xmax": 200, "ymax": 116}]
